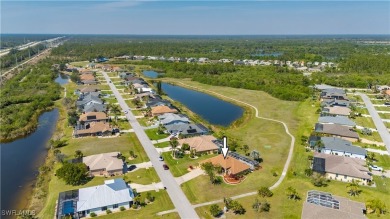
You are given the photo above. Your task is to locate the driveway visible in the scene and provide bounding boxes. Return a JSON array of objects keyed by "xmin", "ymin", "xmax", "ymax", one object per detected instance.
[
  {"xmin": 101, "ymin": 71, "xmax": 199, "ymax": 219},
  {"xmin": 359, "ymin": 93, "xmax": 390, "ymax": 154}
]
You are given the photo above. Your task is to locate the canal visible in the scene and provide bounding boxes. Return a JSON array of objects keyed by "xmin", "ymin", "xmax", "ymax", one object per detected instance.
[
  {"xmin": 1, "ymin": 109, "xmax": 59, "ymax": 218},
  {"xmin": 142, "ymin": 70, "xmax": 244, "ymax": 126}
]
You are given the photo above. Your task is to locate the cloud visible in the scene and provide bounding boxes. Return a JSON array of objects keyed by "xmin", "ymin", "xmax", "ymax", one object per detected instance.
[{"xmin": 92, "ymin": 1, "xmax": 143, "ymax": 11}]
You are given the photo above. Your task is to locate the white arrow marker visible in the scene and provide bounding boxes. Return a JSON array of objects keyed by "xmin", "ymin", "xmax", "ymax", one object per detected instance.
[{"xmin": 222, "ymin": 136, "xmax": 229, "ymax": 159}]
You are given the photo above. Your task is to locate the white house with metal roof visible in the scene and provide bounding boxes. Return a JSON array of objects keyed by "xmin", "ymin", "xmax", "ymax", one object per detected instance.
[{"xmin": 319, "ymin": 137, "xmax": 367, "ymax": 160}]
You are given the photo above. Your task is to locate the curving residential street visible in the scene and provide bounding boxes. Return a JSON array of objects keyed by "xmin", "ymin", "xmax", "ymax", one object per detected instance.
[{"xmin": 101, "ymin": 72, "xmax": 199, "ymax": 219}]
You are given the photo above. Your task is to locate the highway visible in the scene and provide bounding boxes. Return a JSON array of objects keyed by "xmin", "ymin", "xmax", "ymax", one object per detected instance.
[
  {"xmin": 0, "ymin": 36, "xmax": 65, "ymax": 57},
  {"xmin": 359, "ymin": 93, "xmax": 390, "ymax": 154},
  {"xmin": 101, "ymin": 71, "xmax": 199, "ymax": 219}
]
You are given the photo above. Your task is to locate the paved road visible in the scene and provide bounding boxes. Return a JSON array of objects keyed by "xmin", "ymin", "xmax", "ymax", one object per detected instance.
[
  {"xmin": 101, "ymin": 72, "xmax": 199, "ymax": 219},
  {"xmin": 359, "ymin": 93, "xmax": 390, "ymax": 154}
]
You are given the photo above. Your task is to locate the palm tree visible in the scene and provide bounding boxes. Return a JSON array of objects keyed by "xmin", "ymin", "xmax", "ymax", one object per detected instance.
[
  {"xmin": 346, "ymin": 180, "xmax": 361, "ymax": 196},
  {"xmin": 110, "ymin": 104, "xmax": 121, "ymax": 122},
  {"xmin": 170, "ymin": 138, "xmax": 179, "ymax": 158},
  {"xmin": 286, "ymin": 187, "xmax": 300, "ymax": 200},
  {"xmin": 74, "ymin": 150, "xmax": 83, "ymax": 159}
]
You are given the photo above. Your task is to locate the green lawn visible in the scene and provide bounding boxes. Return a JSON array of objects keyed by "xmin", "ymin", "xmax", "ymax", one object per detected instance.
[
  {"xmin": 154, "ymin": 141, "xmax": 170, "ymax": 148},
  {"xmin": 162, "ymin": 152, "xmax": 215, "ymax": 177},
  {"xmin": 359, "ymin": 131, "xmax": 384, "ymax": 143},
  {"xmin": 138, "ymin": 117, "xmax": 156, "ymax": 127},
  {"xmin": 375, "ymin": 106, "xmax": 390, "ymax": 111},
  {"xmin": 145, "ymin": 128, "xmax": 169, "ymax": 140},
  {"xmin": 116, "ymin": 119, "xmax": 132, "ymax": 130},
  {"xmin": 385, "ymin": 122, "xmax": 390, "ymax": 129},
  {"xmin": 103, "ymin": 97, "xmax": 118, "ymax": 104},
  {"xmin": 353, "ymin": 116, "xmax": 376, "ymax": 129},
  {"xmin": 378, "ymin": 113, "xmax": 390, "ymax": 120},
  {"xmin": 62, "ymin": 133, "xmax": 149, "ymax": 164},
  {"xmin": 132, "ymin": 110, "xmax": 144, "ymax": 116},
  {"xmin": 125, "ymin": 99, "xmax": 137, "ymax": 108},
  {"xmin": 124, "ymin": 168, "xmax": 160, "ymax": 185},
  {"xmin": 70, "ymin": 61, "xmax": 89, "ymax": 67},
  {"xmin": 371, "ymin": 99, "xmax": 386, "ymax": 104},
  {"xmin": 375, "ymin": 154, "xmax": 390, "ymax": 170}
]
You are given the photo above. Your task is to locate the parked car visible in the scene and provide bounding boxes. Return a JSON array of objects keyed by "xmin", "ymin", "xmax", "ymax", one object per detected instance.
[
  {"xmin": 370, "ymin": 165, "xmax": 383, "ymax": 171},
  {"xmin": 159, "ymin": 156, "xmax": 164, "ymax": 161},
  {"xmin": 384, "ymin": 102, "xmax": 390, "ymax": 106},
  {"xmin": 124, "ymin": 111, "xmax": 128, "ymax": 114},
  {"xmin": 109, "ymin": 81, "xmax": 112, "ymax": 83},
  {"xmin": 163, "ymin": 164, "xmax": 169, "ymax": 170}
]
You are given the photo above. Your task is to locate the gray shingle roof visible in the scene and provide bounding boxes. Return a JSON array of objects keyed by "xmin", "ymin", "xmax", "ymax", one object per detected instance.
[
  {"xmin": 83, "ymin": 103, "xmax": 107, "ymax": 113},
  {"xmin": 315, "ymin": 123, "xmax": 359, "ymax": 139},
  {"xmin": 165, "ymin": 123, "xmax": 208, "ymax": 135},
  {"xmin": 318, "ymin": 116, "xmax": 356, "ymax": 127},
  {"xmin": 158, "ymin": 113, "xmax": 189, "ymax": 125},
  {"xmin": 321, "ymin": 137, "xmax": 366, "ymax": 156}
]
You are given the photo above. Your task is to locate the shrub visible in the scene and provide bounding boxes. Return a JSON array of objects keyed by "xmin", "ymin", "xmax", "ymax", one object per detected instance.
[
  {"xmin": 90, "ymin": 212, "xmax": 97, "ymax": 217},
  {"xmin": 106, "ymin": 209, "xmax": 112, "ymax": 214},
  {"xmin": 120, "ymin": 206, "xmax": 126, "ymax": 211},
  {"xmin": 209, "ymin": 204, "xmax": 222, "ymax": 217}
]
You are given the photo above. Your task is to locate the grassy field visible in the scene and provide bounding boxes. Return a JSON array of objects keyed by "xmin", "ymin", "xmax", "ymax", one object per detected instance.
[
  {"xmin": 375, "ymin": 106, "xmax": 390, "ymax": 111},
  {"xmin": 154, "ymin": 141, "xmax": 170, "ymax": 148},
  {"xmin": 70, "ymin": 61, "xmax": 89, "ymax": 67},
  {"xmin": 379, "ymin": 113, "xmax": 390, "ymax": 120},
  {"xmin": 371, "ymin": 99, "xmax": 386, "ymax": 104},
  {"xmin": 375, "ymin": 154, "xmax": 390, "ymax": 170},
  {"xmin": 145, "ymin": 128, "xmax": 170, "ymax": 140},
  {"xmin": 353, "ymin": 116, "xmax": 376, "ymax": 129},
  {"xmin": 125, "ymin": 168, "xmax": 160, "ymax": 185},
  {"xmin": 359, "ymin": 131, "xmax": 384, "ymax": 143},
  {"xmin": 62, "ymin": 133, "xmax": 149, "ymax": 164}
]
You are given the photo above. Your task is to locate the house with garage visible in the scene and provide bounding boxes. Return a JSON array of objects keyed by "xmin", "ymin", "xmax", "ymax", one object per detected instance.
[
  {"xmin": 321, "ymin": 99, "xmax": 350, "ymax": 107},
  {"xmin": 83, "ymin": 103, "xmax": 107, "ymax": 113},
  {"xmin": 151, "ymin": 105, "xmax": 178, "ymax": 116},
  {"xmin": 158, "ymin": 113, "xmax": 190, "ymax": 126},
  {"xmin": 312, "ymin": 137, "xmax": 366, "ymax": 159},
  {"xmin": 76, "ymin": 94, "xmax": 104, "ymax": 110},
  {"xmin": 79, "ymin": 112, "xmax": 109, "ymax": 124},
  {"xmin": 318, "ymin": 116, "xmax": 356, "ymax": 128},
  {"xmin": 322, "ymin": 106, "xmax": 351, "ymax": 116},
  {"xmin": 83, "ymin": 152, "xmax": 124, "ymax": 177},
  {"xmin": 312, "ymin": 152, "xmax": 371, "ymax": 185},
  {"xmin": 164, "ymin": 123, "xmax": 208, "ymax": 137},
  {"xmin": 146, "ymin": 97, "xmax": 172, "ymax": 108},
  {"xmin": 178, "ymin": 135, "xmax": 219, "ymax": 154},
  {"xmin": 74, "ymin": 122, "xmax": 113, "ymax": 137},
  {"xmin": 320, "ymin": 88, "xmax": 347, "ymax": 100},
  {"xmin": 200, "ymin": 154, "xmax": 251, "ymax": 177},
  {"xmin": 315, "ymin": 123, "xmax": 359, "ymax": 142},
  {"xmin": 56, "ymin": 179, "xmax": 134, "ymax": 218}
]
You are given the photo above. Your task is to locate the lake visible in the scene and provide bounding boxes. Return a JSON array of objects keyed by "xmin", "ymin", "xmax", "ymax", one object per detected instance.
[
  {"xmin": 0, "ymin": 109, "xmax": 59, "ymax": 219},
  {"xmin": 161, "ymin": 83, "xmax": 243, "ymax": 126},
  {"xmin": 143, "ymin": 70, "xmax": 163, "ymax": 78},
  {"xmin": 55, "ymin": 73, "xmax": 69, "ymax": 85}
]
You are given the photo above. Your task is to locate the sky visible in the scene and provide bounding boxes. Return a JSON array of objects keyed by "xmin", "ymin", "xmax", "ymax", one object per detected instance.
[{"xmin": 1, "ymin": 1, "xmax": 390, "ymax": 35}]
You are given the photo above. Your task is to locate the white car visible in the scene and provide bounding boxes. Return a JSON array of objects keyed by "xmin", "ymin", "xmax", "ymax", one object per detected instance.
[{"xmin": 370, "ymin": 165, "xmax": 383, "ymax": 171}]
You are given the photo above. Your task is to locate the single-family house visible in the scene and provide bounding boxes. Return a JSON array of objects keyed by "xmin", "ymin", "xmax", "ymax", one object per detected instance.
[
  {"xmin": 56, "ymin": 179, "xmax": 134, "ymax": 218},
  {"xmin": 301, "ymin": 190, "xmax": 366, "ymax": 219},
  {"xmin": 164, "ymin": 123, "xmax": 208, "ymax": 137},
  {"xmin": 158, "ymin": 113, "xmax": 189, "ymax": 125},
  {"xmin": 321, "ymin": 99, "xmax": 350, "ymax": 107},
  {"xmin": 318, "ymin": 116, "xmax": 356, "ymax": 128},
  {"xmin": 178, "ymin": 135, "xmax": 219, "ymax": 154},
  {"xmin": 200, "ymin": 154, "xmax": 251, "ymax": 176},
  {"xmin": 146, "ymin": 98, "xmax": 171, "ymax": 108},
  {"xmin": 315, "ymin": 123, "xmax": 359, "ymax": 142},
  {"xmin": 74, "ymin": 122, "xmax": 113, "ymax": 137},
  {"xmin": 79, "ymin": 112, "xmax": 109, "ymax": 124},
  {"xmin": 316, "ymin": 137, "xmax": 366, "ymax": 159},
  {"xmin": 76, "ymin": 94, "xmax": 103, "ymax": 110},
  {"xmin": 83, "ymin": 103, "xmax": 107, "ymax": 113},
  {"xmin": 322, "ymin": 106, "xmax": 351, "ymax": 116},
  {"xmin": 312, "ymin": 153, "xmax": 372, "ymax": 185},
  {"xmin": 83, "ymin": 152, "xmax": 124, "ymax": 177},
  {"xmin": 151, "ymin": 106, "xmax": 178, "ymax": 116},
  {"xmin": 320, "ymin": 88, "xmax": 347, "ymax": 100}
]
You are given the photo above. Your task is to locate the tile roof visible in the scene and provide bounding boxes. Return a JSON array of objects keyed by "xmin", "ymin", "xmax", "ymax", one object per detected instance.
[
  {"xmin": 75, "ymin": 122, "xmax": 112, "ymax": 135},
  {"xmin": 82, "ymin": 152, "xmax": 123, "ymax": 172},
  {"xmin": 313, "ymin": 153, "xmax": 371, "ymax": 180},
  {"xmin": 200, "ymin": 154, "xmax": 251, "ymax": 175},
  {"xmin": 323, "ymin": 106, "xmax": 351, "ymax": 116},
  {"xmin": 178, "ymin": 135, "xmax": 218, "ymax": 152},
  {"xmin": 79, "ymin": 112, "xmax": 108, "ymax": 122},
  {"xmin": 151, "ymin": 106, "xmax": 178, "ymax": 115}
]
